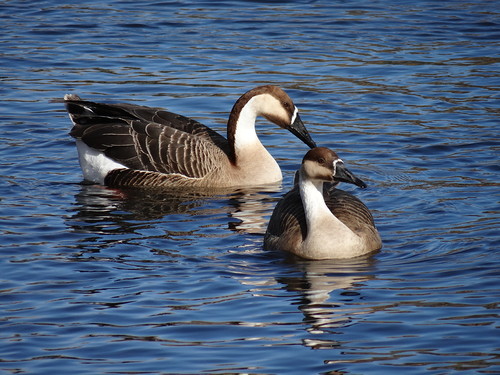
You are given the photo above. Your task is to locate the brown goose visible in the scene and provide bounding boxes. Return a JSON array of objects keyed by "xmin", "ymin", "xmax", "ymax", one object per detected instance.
[
  {"xmin": 264, "ymin": 147, "xmax": 382, "ymax": 260},
  {"xmin": 64, "ymin": 85, "xmax": 316, "ymax": 188}
]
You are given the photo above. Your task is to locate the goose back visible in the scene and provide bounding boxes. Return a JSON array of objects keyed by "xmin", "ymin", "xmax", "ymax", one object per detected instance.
[{"xmin": 66, "ymin": 98, "xmax": 231, "ymax": 181}]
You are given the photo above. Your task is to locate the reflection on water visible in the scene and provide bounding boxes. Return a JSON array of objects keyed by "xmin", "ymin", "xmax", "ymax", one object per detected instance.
[
  {"xmin": 279, "ymin": 258, "xmax": 375, "ymax": 336},
  {"xmin": 71, "ymin": 183, "xmax": 280, "ymax": 234}
]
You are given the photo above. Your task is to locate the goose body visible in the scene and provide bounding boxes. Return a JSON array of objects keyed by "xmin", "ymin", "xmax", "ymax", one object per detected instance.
[
  {"xmin": 64, "ymin": 85, "xmax": 316, "ymax": 188},
  {"xmin": 264, "ymin": 147, "xmax": 381, "ymax": 260}
]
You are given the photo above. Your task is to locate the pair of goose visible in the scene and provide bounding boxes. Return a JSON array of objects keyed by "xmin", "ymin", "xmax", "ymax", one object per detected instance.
[{"xmin": 63, "ymin": 85, "xmax": 382, "ymax": 260}]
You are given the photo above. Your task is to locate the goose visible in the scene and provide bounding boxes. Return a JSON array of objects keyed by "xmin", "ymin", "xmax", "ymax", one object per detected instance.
[
  {"xmin": 264, "ymin": 147, "xmax": 382, "ymax": 260},
  {"xmin": 63, "ymin": 85, "xmax": 316, "ymax": 188}
]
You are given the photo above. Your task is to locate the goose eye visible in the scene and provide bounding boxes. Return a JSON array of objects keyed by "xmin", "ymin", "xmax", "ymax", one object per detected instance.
[
  {"xmin": 318, "ymin": 158, "xmax": 325, "ymax": 164},
  {"xmin": 282, "ymin": 101, "xmax": 290, "ymax": 109}
]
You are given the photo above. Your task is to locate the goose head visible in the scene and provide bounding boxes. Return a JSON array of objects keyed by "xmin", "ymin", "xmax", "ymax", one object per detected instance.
[
  {"xmin": 228, "ymin": 85, "xmax": 317, "ymax": 150},
  {"xmin": 257, "ymin": 86, "xmax": 317, "ymax": 149},
  {"xmin": 301, "ymin": 147, "xmax": 366, "ymax": 188}
]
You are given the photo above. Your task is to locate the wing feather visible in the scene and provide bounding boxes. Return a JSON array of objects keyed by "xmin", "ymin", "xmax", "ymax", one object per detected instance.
[
  {"xmin": 324, "ymin": 187, "xmax": 376, "ymax": 232},
  {"xmin": 264, "ymin": 187, "xmax": 307, "ymax": 250},
  {"xmin": 66, "ymin": 99, "xmax": 230, "ymax": 179}
]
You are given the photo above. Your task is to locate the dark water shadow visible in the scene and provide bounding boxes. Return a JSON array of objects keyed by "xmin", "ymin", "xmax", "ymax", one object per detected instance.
[{"xmin": 68, "ymin": 182, "xmax": 282, "ymax": 238}]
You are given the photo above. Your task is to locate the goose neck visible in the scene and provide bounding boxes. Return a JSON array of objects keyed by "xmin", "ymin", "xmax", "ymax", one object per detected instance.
[
  {"xmin": 299, "ymin": 174, "xmax": 330, "ymax": 226},
  {"xmin": 227, "ymin": 96, "xmax": 263, "ymax": 164}
]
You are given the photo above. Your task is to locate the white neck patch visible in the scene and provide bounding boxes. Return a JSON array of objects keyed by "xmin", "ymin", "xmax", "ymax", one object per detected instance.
[{"xmin": 234, "ymin": 96, "xmax": 260, "ymax": 150}]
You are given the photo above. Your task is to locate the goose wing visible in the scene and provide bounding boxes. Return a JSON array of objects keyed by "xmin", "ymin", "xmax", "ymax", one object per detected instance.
[
  {"xmin": 324, "ymin": 187, "xmax": 376, "ymax": 232},
  {"xmin": 65, "ymin": 97, "xmax": 231, "ymax": 179},
  {"xmin": 265, "ymin": 186, "xmax": 377, "ymax": 244},
  {"xmin": 264, "ymin": 187, "xmax": 307, "ymax": 249}
]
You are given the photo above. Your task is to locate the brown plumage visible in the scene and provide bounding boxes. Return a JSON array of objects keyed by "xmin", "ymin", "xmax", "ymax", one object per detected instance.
[
  {"xmin": 64, "ymin": 85, "xmax": 316, "ymax": 188},
  {"xmin": 264, "ymin": 147, "xmax": 382, "ymax": 260}
]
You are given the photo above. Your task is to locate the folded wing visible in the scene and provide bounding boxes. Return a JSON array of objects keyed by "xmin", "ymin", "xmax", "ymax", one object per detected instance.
[{"xmin": 66, "ymin": 98, "xmax": 230, "ymax": 179}]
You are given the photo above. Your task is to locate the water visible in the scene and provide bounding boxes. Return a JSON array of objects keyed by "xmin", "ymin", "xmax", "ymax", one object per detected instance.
[{"xmin": 1, "ymin": 0, "xmax": 499, "ymax": 373}]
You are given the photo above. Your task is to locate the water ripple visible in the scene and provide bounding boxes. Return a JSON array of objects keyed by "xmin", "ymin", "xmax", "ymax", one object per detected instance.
[{"xmin": 1, "ymin": 0, "xmax": 499, "ymax": 374}]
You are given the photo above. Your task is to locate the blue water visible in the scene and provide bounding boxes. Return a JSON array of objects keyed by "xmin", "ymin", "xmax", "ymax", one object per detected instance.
[{"xmin": 1, "ymin": 0, "xmax": 499, "ymax": 374}]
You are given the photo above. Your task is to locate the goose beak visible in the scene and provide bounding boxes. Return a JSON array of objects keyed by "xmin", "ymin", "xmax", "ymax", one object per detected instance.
[
  {"xmin": 288, "ymin": 113, "xmax": 317, "ymax": 149},
  {"xmin": 334, "ymin": 161, "xmax": 367, "ymax": 188}
]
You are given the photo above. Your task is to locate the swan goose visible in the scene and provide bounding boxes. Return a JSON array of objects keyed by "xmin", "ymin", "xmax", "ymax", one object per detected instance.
[
  {"xmin": 64, "ymin": 85, "xmax": 316, "ymax": 188},
  {"xmin": 264, "ymin": 147, "xmax": 382, "ymax": 260}
]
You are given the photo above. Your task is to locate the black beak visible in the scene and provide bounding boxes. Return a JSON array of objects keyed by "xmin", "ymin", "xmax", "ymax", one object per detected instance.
[
  {"xmin": 334, "ymin": 161, "xmax": 367, "ymax": 188},
  {"xmin": 288, "ymin": 113, "xmax": 317, "ymax": 149}
]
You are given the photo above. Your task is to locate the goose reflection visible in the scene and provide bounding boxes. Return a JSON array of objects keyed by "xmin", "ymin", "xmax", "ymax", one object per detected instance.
[
  {"xmin": 277, "ymin": 257, "xmax": 375, "ymax": 348},
  {"xmin": 70, "ymin": 183, "xmax": 280, "ymax": 236}
]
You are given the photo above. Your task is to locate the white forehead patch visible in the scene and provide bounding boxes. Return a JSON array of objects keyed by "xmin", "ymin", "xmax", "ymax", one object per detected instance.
[
  {"xmin": 291, "ymin": 106, "xmax": 298, "ymax": 125},
  {"xmin": 332, "ymin": 158, "xmax": 343, "ymax": 176}
]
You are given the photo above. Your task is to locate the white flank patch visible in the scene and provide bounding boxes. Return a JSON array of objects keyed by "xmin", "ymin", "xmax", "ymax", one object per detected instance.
[{"xmin": 75, "ymin": 140, "xmax": 127, "ymax": 184}]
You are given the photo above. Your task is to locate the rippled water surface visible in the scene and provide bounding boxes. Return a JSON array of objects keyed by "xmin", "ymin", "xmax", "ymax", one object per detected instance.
[{"xmin": 1, "ymin": 0, "xmax": 499, "ymax": 374}]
